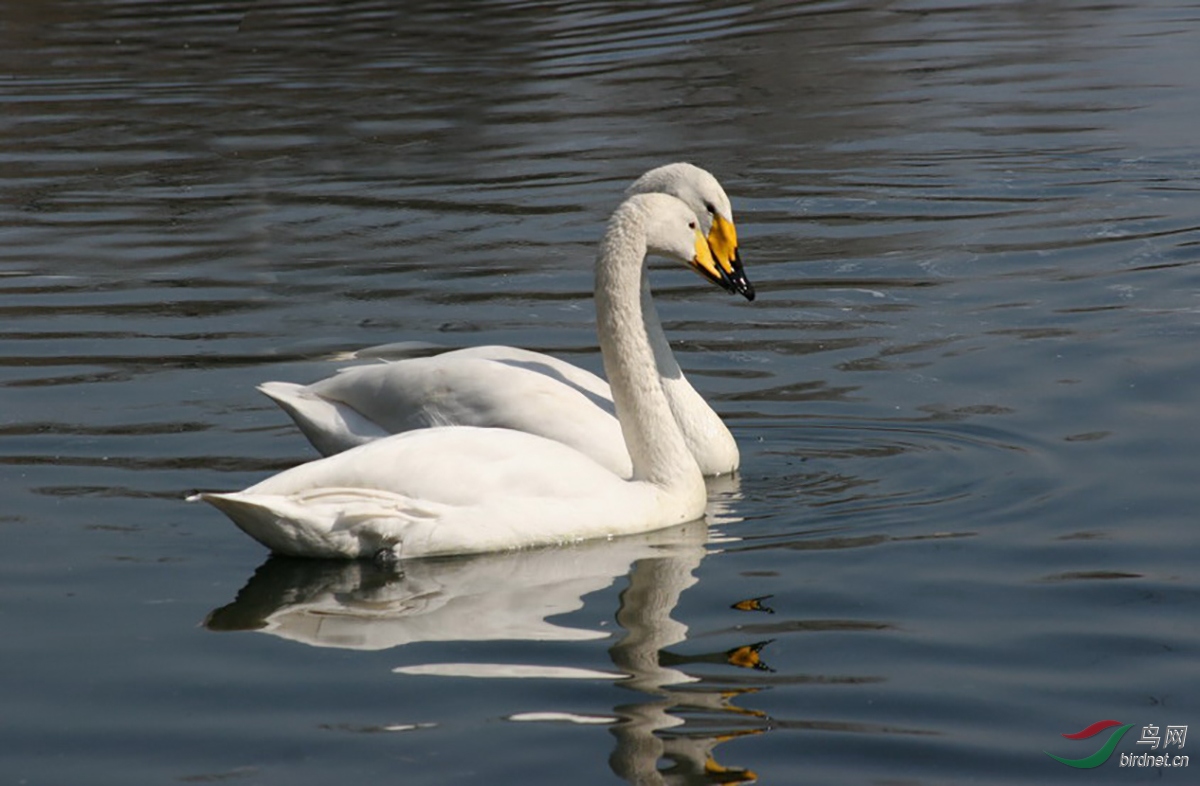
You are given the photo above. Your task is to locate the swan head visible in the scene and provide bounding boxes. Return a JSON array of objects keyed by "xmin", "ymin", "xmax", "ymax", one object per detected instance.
[
  {"xmin": 626, "ymin": 193, "xmax": 728, "ymax": 294},
  {"xmin": 627, "ymin": 163, "xmax": 754, "ymax": 301}
]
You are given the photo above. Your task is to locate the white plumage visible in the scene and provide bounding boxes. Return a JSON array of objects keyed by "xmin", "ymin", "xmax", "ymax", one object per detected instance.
[{"xmin": 194, "ymin": 192, "xmax": 751, "ymax": 559}]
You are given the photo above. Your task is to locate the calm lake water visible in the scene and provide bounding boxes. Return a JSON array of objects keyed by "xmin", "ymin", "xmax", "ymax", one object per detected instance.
[{"xmin": 3, "ymin": 1, "xmax": 1198, "ymax": 784}]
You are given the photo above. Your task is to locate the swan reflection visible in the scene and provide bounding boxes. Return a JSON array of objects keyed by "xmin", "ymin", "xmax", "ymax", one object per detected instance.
[
  {"xmin": 207, "ymin": 487, "xmax": 768, "ymax": 784},
  {"xmin": 205, "ymin": 538, "xmax": 632, "ymax": 649}
]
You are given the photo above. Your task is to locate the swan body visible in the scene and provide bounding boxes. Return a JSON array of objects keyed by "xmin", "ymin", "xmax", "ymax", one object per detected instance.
[
  {"xmin": 200, "ymin": 426, "xmax": 685, "ymax": 558},
  {"xmin": 196, "ymin": 193, "xmax": 733, "ymax": 559},
  {"xmin": 258, "ymin": 163, "xmax": 753, "ymax": 477}
]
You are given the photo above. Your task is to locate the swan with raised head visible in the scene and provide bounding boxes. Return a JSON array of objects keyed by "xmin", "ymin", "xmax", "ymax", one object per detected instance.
[
  {"xmin": 258, "ymin": 163, "xmax": 753, "ymax": 478},
  {"xmin": 194, "ymin": 192, "xmax": 738, "ymax": 559}
]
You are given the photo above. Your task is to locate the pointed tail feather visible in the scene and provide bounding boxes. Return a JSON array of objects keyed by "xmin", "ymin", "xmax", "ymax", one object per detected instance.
[
  {"xmin": 190, "ymin": 489, "xmax": 432, "ymax": 560},
  {"xmin": 257, "ymin": 381, "xmax": 387, "ymax": 456}
]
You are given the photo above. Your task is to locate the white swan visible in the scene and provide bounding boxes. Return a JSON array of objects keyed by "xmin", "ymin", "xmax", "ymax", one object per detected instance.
[
  {"xmin": 258, "ymin": 163, "xmax": 754, "ymax": 478},
  {"xmin": 194, "ymin": 193, "xmax": 736, "ymax": 559}
]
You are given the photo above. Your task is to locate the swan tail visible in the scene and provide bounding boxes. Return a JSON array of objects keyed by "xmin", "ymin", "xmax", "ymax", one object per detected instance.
[
  {"xmin": 257, "ymin": 381, "xmax": 387, "ymax": 456},
  {"xmin": 190, "ymin": 488, "xmax": 443, "ymax": 560}
]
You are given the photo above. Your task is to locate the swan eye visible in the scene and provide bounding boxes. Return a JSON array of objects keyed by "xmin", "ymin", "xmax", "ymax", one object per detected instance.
[
  {"xmin": 704, "ymin": 201, "xmax": 717, "ymax": 215},
  {"xmin": 688, "ymin": 221, "xmax": 697, "ymax": 230}
]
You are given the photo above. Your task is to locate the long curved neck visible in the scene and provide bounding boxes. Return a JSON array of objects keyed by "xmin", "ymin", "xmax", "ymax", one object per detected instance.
[
  {"xmin": 594, "ymin": 210, "xmax": 701, "ymax": 489},
  {"xmin": 639, "ymin": 267, "xmax": 739, "ymax": 474}
]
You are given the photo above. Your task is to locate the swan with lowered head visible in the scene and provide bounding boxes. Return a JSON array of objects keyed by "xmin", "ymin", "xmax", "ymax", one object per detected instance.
[
  {"xmin": 194, "ymin": 192, "xmax": 740, "ymax": 559},
  {"xmin": 258, "ymin": 163, "xmax": 754, "ymax": 478}
]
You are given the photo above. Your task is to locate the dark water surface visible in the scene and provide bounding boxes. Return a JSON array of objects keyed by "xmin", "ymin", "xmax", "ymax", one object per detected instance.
[{"xmin": 3, "ymin": 2, "xmax": 1198, "ymax": 784}]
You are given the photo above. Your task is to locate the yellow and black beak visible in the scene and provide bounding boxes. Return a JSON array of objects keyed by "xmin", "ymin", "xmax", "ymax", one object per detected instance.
[{"xmin": 700, "ymin": 214, "xmax": 755, "ymax": 301}]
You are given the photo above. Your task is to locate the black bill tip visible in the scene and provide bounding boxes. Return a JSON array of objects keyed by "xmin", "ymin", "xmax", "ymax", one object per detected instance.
[{"xmin": 727, "ymin": 251, "xmax": 755, "ymax": 301}]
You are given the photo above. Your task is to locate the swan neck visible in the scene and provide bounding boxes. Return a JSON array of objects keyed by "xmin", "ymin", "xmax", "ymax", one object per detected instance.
[
  {"xmin": 640, "ymin": 268, "xmax": 683, "ymax": 381},
  {"xmin": 639, "ymin": 258, "xmax": 738, "ymax": 476},
  {"xmin": 595, "ymin": 212, "xmax": 700, "ymax": 488}
]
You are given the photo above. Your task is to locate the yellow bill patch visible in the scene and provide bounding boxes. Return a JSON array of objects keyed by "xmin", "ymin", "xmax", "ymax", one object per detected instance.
[
  {"xmin": 691, "ymin": 227, "xmax": 725, "ymax": 283},
  {"xmin": 707, "ymin": 214, "xmax": 740, "ymax": 274}
]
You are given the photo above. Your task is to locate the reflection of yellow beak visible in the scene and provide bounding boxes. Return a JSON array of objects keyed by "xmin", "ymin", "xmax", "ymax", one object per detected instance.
[{"xmin": 707, "ymin": 214, "xmax": 740, "ymax": 275}]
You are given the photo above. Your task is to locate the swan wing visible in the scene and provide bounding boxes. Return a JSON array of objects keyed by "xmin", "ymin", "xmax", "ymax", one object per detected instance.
[
  {"xmin": 345, "ymin": 342, "xmax": 613, "ymax": 401},
  {"xmin": 442, "ymin": 345, "xmax": 613, "ymax": 401}
]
